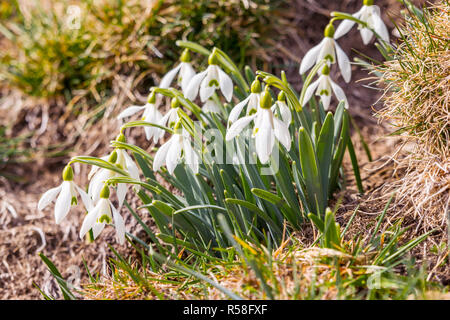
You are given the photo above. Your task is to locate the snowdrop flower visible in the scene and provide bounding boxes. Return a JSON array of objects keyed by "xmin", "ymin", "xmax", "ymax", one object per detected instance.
[
  {"xmin": 334, "ymin": 0, "xmax": 389, "ymax": 45},
  {"xmin": 38, "ymin": 165, "xmax": 92, "ymax": 224},
  {"xmin": 300, "ymin": 23, "xmax": 352, "ymax": 83},
  {"xmin": 226, "ymin": 89, "xmax": 291, "ymax": 164},
  {"xmin": 89, "ymin": 135, "xmax": 140, "ymax": 208},
  {"xmin": 227, "ymin": 79, "xmax": 262, "ymax": 127},
  {"xmin": 159, "ymin": 49, "xmax": 196, "ymax": 95},
  {"xmin": 80, "ymin": 185, "xmax": 126, "ymax": 245},
  {"xmin": 117, "ymin": 92, "xmax": 164, "ymax": 143},
  {"xmin": 153, "ymin": 123, "xmax": 199, "ymax": 174},
  {"xmin": 271, "ymin": 91, "xmax": 292, "ymax": 126},
  {"xmin": 185, "ymin": 51, "xmax": 233, "ymax": 103},
  {"xmin": 159, "ymin": 97, "xmax": 180, "ymax": 129},
  {"xmin": 301, "ymin": 65, "xmax": 349, "ymax": 110}
]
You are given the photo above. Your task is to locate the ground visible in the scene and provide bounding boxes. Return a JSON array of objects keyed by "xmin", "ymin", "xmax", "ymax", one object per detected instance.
[{"xmin": 1, "ymin": 0, "xmax": 444, "ymax": 300}]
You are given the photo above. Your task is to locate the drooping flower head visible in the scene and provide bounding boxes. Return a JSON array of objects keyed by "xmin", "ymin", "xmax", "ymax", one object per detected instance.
[
  {"xmin": 226, "ymin": 88, "xmax": 291, "ymax": 164},
  {"xmin": 80, "ymin": 184, "xmax": 126, "ymax": 245},
  {"xmin": 185, "ymin": 50, "xmax": 233, "ymax": 103},
  {"xmin": 38, "ymin": 165, "xmax": 92, "ymax": 224},
  {"xmin": 271, "ymin": 91, "xmax": 292, "ymax": 127},
  {"xmin": 117, "ymin": 91, "xmax": 164, "ymax": 143},
  {"xmin": 159, "ymin": 49, "xmax": 196, "ymax": 96},
  {"xmin": 227, "ymin": 79, "xmax": 262, "ymax": 127},
  {"xmin": 300, "ymin": 23, "xmax": 352, "ymax": 83},
  {"xmin": 301, "ymin": 65, "xmax": 349, "ymax": 110},
  {"xmin": 153, "ymin": 121, "xmax": 199, "ymax": 175},
  {"xmin": 159, "ymin": 97, "xmax": 181, "ymax": 130},
  {"xmin": 89, "ymin": 134, "xmax": 140, "ymax": 208},
  {"xmin": 334, "ymin": 0, "xmax": 389, "ymax": 45}
]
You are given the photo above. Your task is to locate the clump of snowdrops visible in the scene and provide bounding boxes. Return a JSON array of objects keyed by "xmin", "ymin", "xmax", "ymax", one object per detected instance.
[{"xmin": 38, "ymin": 0, "xmax": 391, "ymax": 255}]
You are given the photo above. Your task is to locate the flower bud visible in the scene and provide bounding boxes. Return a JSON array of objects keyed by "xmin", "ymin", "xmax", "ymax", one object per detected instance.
[
  {"xmin": 171, "ymin": 97, "xmax": 180, "ymax": 109},
  {"xmin": 180, "ymin": 49, "xmax": 191, "ymax": 63},
  {"xmin": 62, "ymin": 165, "xmax": 74, "ymax": 181},
  {"xmin": 260, "ymin": 89, "xmax": 272, "ymax": 110},
  {"xmin": 100, "ymin": 185, "xmax": 110, "ymax": 199},
  {"xmin": 277, "ymin": 91, "xmax": 286, "ymax": 102},
  {"xmin": 251, "ymin": 79, "xmax": 262, "ymax": 93},
  {"xmin": 324, "ymin": 23, "xmax": 335, "ymax": 38}
]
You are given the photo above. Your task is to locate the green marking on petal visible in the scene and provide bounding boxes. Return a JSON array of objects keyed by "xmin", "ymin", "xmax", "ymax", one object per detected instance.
[
  {"xmin": 71, "ymin": 197, "xmax": 77, "ymax": 206},
  {"xmin": 324, "ymin": 54, "xmax": 334, "ymax": 63},
  {"xmin": 320, "ymin": 90, "xmax": 330, "ymax": 96},
  {"xmin": 208, "ymin": 79, "xmax": 219, "ymax": 88},
  {"xmin": 99, "ymin": 214, "xmax": 112, "ymax": 224}
]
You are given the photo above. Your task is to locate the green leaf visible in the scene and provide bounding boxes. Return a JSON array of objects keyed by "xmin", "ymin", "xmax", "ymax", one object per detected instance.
[
  {"xmin": 316, "ymin": 112, "xmax": 335, "ymax": 200},
  {"xmin": 39, "ymin": 253, "xmax": 76, "ymax": 300},
  {"xmin": 298, "ymin": 127, "xmax": 324, "ymax": 215},
  {"xmin": 70, "ymin": 156, "xmax": 129, "ymax": 177}
]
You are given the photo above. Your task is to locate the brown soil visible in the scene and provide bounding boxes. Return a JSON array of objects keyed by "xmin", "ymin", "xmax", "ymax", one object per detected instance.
[{"xmin": 1, "ymin": 0, "xmax": 444, "ymax": 300}]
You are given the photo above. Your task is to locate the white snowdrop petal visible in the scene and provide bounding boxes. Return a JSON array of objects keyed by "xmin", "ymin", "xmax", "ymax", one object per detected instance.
[
  {"xmin": 180, "ymin": 63, "xmax": 196, "ymax": 95},
  {"xmin": 373, "ymin": 13, "xmax": 390, "ymax": 43},
  {"xmin": 159, "ymin": 64, "xmax": 182, "ymax": 89},
  {"xmin": 334, "ymin": 19, "xmax": 356, "ymax": 39},
  {"xmin": 117, "ymin": 106, "xmax": 145, "ymax": 120},
  {"xmin": 218, "ymin": 68, "xmax": 233, "ymax": 102},
  {"xmin": 300, "ymin": 39, "xmax": 324, "ymax": 75},
  {"xmin": 226, "ymin": 115, "xmax": 256, "ymax": 141},
  {"xmin": 54, "ymin": 181, "xmax": 72, "ymax": 224},
  {"xmin": 111, "ymin": 203, "xmax": 126, "ymax": 245},
  {"xmin": 92, "ymin": 223, "xmax": 105, "ymax": 240},
  {"xmin": 153, "ymin": 138, "xmax": 173, "ymax": 172},
  {"xmin": 116, "ymin": 183, "xmax": 127, "ymax": 209},
  {"xmin": 302, "ymin": 78, "xmax": 320, "ymax": 106},
  {"xmin": 228, "ymin": 96, "xmax": 250, "ymax": 125},
  {"xmin": 159, "ymin": 108, "xmax": 177, "ymax": 128},
  {"xmin": 330, "ymin": 80, "xmax": 349, "ymax": 109},
  {"xmin": 335, "ymin": 42, "xmax": 352, "ymax": 83},
  {"xmin": 360, "ymin": 27, "xmax": 374, "ymax": 45},
  {"xmin": 273, "ymin": 118, "xmax": 292, "ymax": 151},
  {"xmin": 38, "ymin": 185, "xmax": 62, "ymax": 211},
  {"xmin": 255, "ymin": 111, "xmax": 274, "ymax": 164},
  {"xmin": 277, "ymin": 101, "xmax": 292, "ymax": 126},
  {"xmin": 80, "ymin": 205, "xmax": 100, "ymax": 239},
  {"xmin": 74, "ymin": 184, "xmax": 93, "ymax": 211},
  {"xmin": 166, "ymin": 136, "xmax": 183, "ymax": 174},
  {"xmin": 185, "ymin": 70, "xmax": 208, "ymax": 101},
  {"xmin": 320, "ymin": 93, "xmax": 332, "ymax": 111}
]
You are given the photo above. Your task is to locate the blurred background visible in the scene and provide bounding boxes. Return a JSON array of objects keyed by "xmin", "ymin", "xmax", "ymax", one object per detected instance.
[{"xmin": 0, "ymin": 0, "xmax": 427, "ymax": 299}]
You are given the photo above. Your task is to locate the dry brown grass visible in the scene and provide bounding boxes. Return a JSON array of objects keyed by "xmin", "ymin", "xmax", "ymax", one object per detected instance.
[{"xmin": 375, "ymin": 1, "xmax": 450, "ymax": 234}]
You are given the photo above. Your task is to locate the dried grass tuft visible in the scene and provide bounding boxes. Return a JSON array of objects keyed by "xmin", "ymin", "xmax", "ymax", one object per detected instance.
[{"xmin": 374, "ymin": 1, "xmax": 450, "ymax": 232}]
